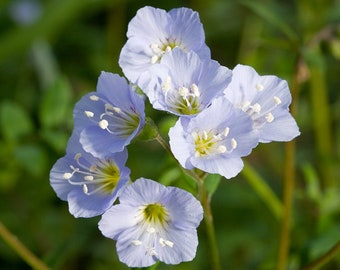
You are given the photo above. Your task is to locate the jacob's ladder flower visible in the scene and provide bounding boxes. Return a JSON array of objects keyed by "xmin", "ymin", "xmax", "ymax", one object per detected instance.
[
  {"xmin": 224, "ymin": 64, "xmax": 300, "ymax": 143},
  {"xmin": 119, "ymin": 6, "xmax": 211, "ymax": 83},
  {"xmin": 98, "ymin": 178, "xmax": 203, "ymax": 267},
  {"xmin": 50, "ymin": 133, "xmax": 130, "ymax": 218},
  {"xmin": 73, "ymin": 72, "xmax": 145, "ymax": 157}
]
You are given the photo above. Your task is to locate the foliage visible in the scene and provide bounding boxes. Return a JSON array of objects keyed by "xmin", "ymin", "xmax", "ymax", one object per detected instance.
[{"xmin": 0, "ymin": 0, "xmax": 339, "ymax": 269}]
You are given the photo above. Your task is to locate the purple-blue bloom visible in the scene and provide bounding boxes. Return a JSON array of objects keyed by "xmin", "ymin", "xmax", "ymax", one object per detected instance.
[
  {"xmin": 169, "ymin": 97, "xmax": 259, "ymax": 179},
  {"xmin": 138, "ymin": 48, "xmax": 232, "ymax": 117},
  {"xmin": 119, "ymin": 6, "xmax": 211, "ymax": 84},
  {"xmin": 73, "ymin": 72, "xmax": 145, "ymax": 158},
  {"xmin": 224, "ymin": 64, "xmax": 300, "ymax": 143},
  {"xmin": 50, "ymin": 132, "xmax": 130, "ymax": 218},
  {"xmin": 98, "ymin": 178, "xmax": 203, "ymax": 267}
]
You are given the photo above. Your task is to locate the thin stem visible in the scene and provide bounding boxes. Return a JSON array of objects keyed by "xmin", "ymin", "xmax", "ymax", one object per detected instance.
[
  {"xmin": 154, "ymin": 132, "xmax": 221, "ymax": 270},
  {"xmin": 242, "ymin": 161, "xmax": 283, "ymax": 221},
  {"xmin": 197, "ymin": 178, "xmax": 221, "ymax": 270},
  {"xmin": 0, "ymin": 221, "xmax": 51, "ymax": 270},
  {"xmin": 276, "ymin": 56, "xmax": 301, "ymax": 270},
  {"xmin": 302, "ymin": 240, "xmax": 340, "ymax": 270}
]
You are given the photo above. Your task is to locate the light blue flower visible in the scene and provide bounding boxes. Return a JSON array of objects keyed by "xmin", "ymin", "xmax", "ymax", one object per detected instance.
[
  {"xmin": 119, "ymin": 6, "xmax": 211, "ymax": 83},
  {"xmin": 224, "ymin": 64, "xmax": 300, "ymax": 143},
  {"xmin": 50, "ymin": 133, "xmax": 130, "ymax": 218},
  {"xmin": 169, "ymin": 97, "xmax": 259, "ymax": 179},
  {"xmin": 138, "ymin": 48, "xmax": 232, "ymax": 117},
  {"xmin": 73, "ymin": 72, "xmax": 145, "ymax": 158},
  {"xmin": 98, "ymin": 178, "xmax": 203, "ymax": 267}
]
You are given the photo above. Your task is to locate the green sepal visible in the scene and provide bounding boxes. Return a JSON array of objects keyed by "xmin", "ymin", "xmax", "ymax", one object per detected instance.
[{"xmin": 134, "ymin": 117, "xmax": 159, "ymax": 141}]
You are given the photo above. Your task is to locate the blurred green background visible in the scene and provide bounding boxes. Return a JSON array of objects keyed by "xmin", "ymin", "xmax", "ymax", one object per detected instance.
[{"xmin": 0, "ymin": 0, "xmax": 340, "ymax": 269}]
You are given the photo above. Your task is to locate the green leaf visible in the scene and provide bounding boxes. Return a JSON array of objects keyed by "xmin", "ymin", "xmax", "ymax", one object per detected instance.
[
  {"xmin": 14, "ymin": 144, "xmax": 48, "ymax": 177},
  {"xmin": 0, "ymin": 100, "xmax": 34, "ymax": 141},
  {"xmin": 204, "ymin": 174, "xmax": 221, "ymax": 195},
  {"xmin": 39, "ymin": 76, "xmax": 72, "ymax": 128}
]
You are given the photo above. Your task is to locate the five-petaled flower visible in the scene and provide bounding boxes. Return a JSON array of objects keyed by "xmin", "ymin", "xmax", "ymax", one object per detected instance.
[
  {"xmin": 73, "ymin": 71, "xmax": 145, "ymax": 158},
  {"xmin": 169, "ymin": 97, "xmax": 259, "ymax": 179},
  {"xmin": 50, "ymin": 133, "xmax": 130, "ymax": 218},
  {"xmin": 224, "ymin": 64, "xmax": 300, "ymax": 143},
  {"xmin": 119, "ymin": 6, "xmax": 211, "ymax": 84},
  {"xmin": 98, "ymin": 178, "xmax": 203, "ymax": 268},
  {"xmin": 139, "ymin": 48, "xmax": 232, "ymax": 117}
]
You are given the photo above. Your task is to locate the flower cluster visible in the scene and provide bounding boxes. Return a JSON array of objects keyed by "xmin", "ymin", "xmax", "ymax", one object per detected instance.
[{"xmin": 50, "ymin": 5, "xmax": 300, "ymax": 268}]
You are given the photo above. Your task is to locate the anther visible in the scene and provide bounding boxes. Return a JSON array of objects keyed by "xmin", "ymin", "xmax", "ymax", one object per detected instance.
[
  {"xmin": 162, "ymin": 76, "xmax": 172, "ymax": 92},
  {"xmin": 83, "ymin": 184, "xmax": 88, "ymax": 194},
  {"xmin": 84, "ymin": 111, "xmax": 94, "ymax": 118},
  {"xmin": 217, "ymin": 145, "xmax": 227, "ymax": 153},
  {"xmin": 63, "ymin": 172, "xmax": 73, "ymax": 180},
  {"xmin": 251, "ymin": 103, "xmax": 261, "ymax": 113},
  {"xmin": 151, "ymin": 55, "xmax": 159, "ymax": 64},
  {"xmin": 84, "ymin": 176, "xmax": 94, "ymax": 181},
  {"xmin": 178, "ymin": 86, "xmax": 189, "ymax": 97},
  {"xmin": 90, "ymin": 95, "xmax": 99, "ymax": 101},
  {"xmin": 131, "ymin": 240, "xmax": 142, "ymax": 246},
  {"xmin": 223, "ymin": 127, "xmax": 230, "ymax": 137},
  {"xmin": 190, "ymin": 83, "xmax": 200, "ymax": 97},
  {"xmin": 165, "ymin": 46, "xmax": 172, "ymax": 52},
  {"xmin": 147, "ymin": 227, "xmax": 156, "ymax": 234},
  {"xmin": 274, "ymin": 96, "xmax": 282, "ymax": 105},
  {"xmin": 231, "ymin": 138, "xmax": 237, "ymax": 149},
  {"xmin": 74, "ymin": 153, "xmax": 82, "ymax": 160},
  {"xmin": 256, "ymin": 83, "xmax": 264, "ymax": 91},
  {"xmin": 99, "ymin": 119, "xmax": 109, "ymax": 129},
  {"xmin": 265, "ymin": 113, "xmax": 274, "ymax": 123}
]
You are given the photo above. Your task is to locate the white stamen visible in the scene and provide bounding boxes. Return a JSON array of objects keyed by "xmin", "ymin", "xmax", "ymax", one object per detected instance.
[
  {"xmin": 159, "ymin": 238, "xmax": 174, "ymax": 248},
  {"xmin": 147, "ymin": 227, "xmax": 156, "ymax": 234},
  {"xmin": 223, "ymin": 127, "xmax": 230, "ymax": 137},
  {"xmin": 151, "ymin": 55, "xmax": 158, "ymax": 64},
  {"xmin": 90, "ymin": 95, "xmax": 99, "ymax": 101},
  {"xmin": 89, "ymin": 165, "xmax": 97, "ymax": 172},
  {"xmin": 191, "ymin": 83, "xmax": 200, "ymax": 97},
  {"xmin": 231, "ymin": 138, "xmax": 237, "ymax": 149},
  {"xmin": 63, "ymin": 173, "xmax": 73, "ymax": 180},
  {"xmin": 150, "ymin": 43, "xmax": 159, "ymax": 51},
  {"xmin": 150, "ymin": 249, "xmax": 158, "ymax": 256},
  {"xmin": 99, "ymin": 119, "xmax": 109, "ymax": 129},
  {"xmin": 74, "ymin": 153, "xmax": 82, "ymax": 160},
  {"xmin": 274, "ymin": 96, "xmax": 282, "ymax": 105},
  {"xmin": 203, "ymin": 131, "xmax": 208, "ymax": 140},
  {"xmin": 217, "ymin": 145, "xmax": 227, "ymax": 153},
  {"xmin": 265, "ymin": 113, "xmax": 274, "ymax": 123},
  {"xmin": 165, "ymin": 46, "xmax": 172, "ymax": 52},
  {"xmin": 191, "ymin": 131, "xmax": 198, "ymax": 140},
  {"xmin": 251, "ymin": 103, "xmax": 261, "ymax": 113},
  {"xmin": 162, "ymin": 76, "xmax": 172, "ymax": 92},
  {"xmin": 84, "ymin": 111, "xmax": 94, "ymax": 118},
  {"xmin": 131, "ymin": 240, "xmax": 142, "ymax": 246},
  {"xmin": 84, "ymin": 175, "xmax": 94, "ymax": 181},
  {"xmin": 83, "ymin": 184, "xmax": 88, "ymax": 194},
  {"xmin": 113, "ymin": 107, "xmax": 121, "ymax": 113},
  {"xmin": 256, "ymin": 83, "xmax": 264, "ymax": 91},
  {"xmin": 241, "ymin": 101, "xmax": 251, "ymax": 111},
  {"xmin": 178, "ymin": 86, "xmax": 189, "ymax": 97}
]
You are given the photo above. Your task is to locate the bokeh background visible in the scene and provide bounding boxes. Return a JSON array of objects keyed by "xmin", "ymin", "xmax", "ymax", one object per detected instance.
[{"xmin": 0, "ymin": 0, "xmax": 340, "ymax": 269}]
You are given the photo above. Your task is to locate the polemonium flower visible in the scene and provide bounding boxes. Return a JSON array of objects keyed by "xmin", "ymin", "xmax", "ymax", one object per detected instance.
[
  {"xmin": 224, "ymin": 64, "xmax": 300, "ymax": 143},
  {"xmin": 139, "ymin": 48, "xmax": 232, "ymax": 117},
  {"xmin": 73, "ymin": 72, "xmax": 145, "ymax": 157},
  {"xmin": 169, "ymin": 97, "xmax": 258, "ymax": 179},
  {"xmin": 119, "ymin": 6, "xmax": 211, "ymax": 83},
  {"xmin": 50, "ymin": 133, "xmax": 130, "ymax": 218},
  {"xmin": 98, "ymin": 178, "xmax": 203, "ymax": 267}
]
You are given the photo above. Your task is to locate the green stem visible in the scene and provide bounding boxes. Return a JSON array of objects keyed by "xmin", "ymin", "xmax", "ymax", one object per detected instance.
[
  {"xmin": 197, "ymin": 178, "xmax": 221, "ymax": 270},
  {"xmin": 302, "ymin": 240, "xmax": 340, "ymax": 270},
  {"xmin": 276, "ymin": 56, "xmax": 301, "ymax": 270},
  {"xmin": 242, "ymin": 161, "xmax": 283, "ymax": 221},
  {"xmin": 155, "ymin": 132, "xmax": 221, "ymax": 270},
  {"xmin": 0, "ymin": 221, "xmax": 51, "ymax": 270}
]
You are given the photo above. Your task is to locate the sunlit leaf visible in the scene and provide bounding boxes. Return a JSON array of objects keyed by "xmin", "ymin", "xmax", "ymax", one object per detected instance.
[
  {"xmin": 0, "ymin": 100, "xmax": 34, "ymax": 141},
  {"xmin": 39, "ymin": 76, "xmax": 72, "ymax": 128}
]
